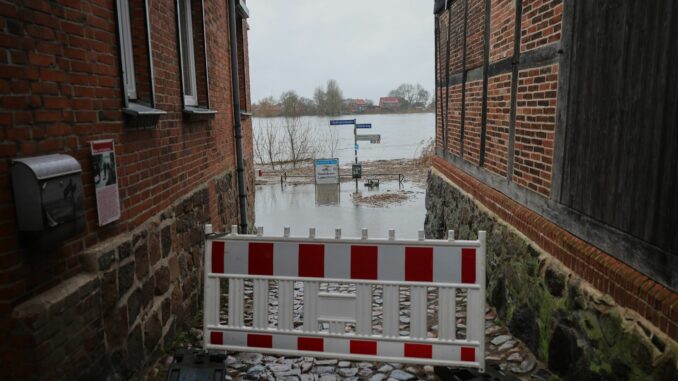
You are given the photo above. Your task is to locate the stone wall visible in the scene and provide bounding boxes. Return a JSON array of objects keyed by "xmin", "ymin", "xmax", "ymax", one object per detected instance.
[
  {"xmin": 426, "ymin": 171, "xmax": 677, "ymax": 380},
  {"xmin": 7, "ymin": 170, "xmax": 242, "ymax": 380}
]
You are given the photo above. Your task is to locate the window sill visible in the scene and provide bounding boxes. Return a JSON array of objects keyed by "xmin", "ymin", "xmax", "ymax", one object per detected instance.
[
  {"xmin": 240, "ymin": 110, "xmax": 252, "ymax": 120},
  {"xmin": 183, "ymin": 106, "xmax": 217, "ymax": 121},
  {"xmin": 122, "ymin": 103, "xmax": 166, "ymax": 128}
]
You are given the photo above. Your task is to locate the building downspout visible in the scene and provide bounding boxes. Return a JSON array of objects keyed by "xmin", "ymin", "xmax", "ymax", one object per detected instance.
[{"xmin": 228, "ymin": 0, "xmax": 248, "ymax": 233}]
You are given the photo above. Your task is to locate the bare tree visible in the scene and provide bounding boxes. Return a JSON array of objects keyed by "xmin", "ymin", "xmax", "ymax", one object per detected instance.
[
  {"xmin": 253, "ymin": 124, "xmax": 265, "ymax": 165},
  {"xmin": 253, "ymin": 118, "xmax": 283, "ymax": 168},
  {"xmin": 263, "ymin": 119, "xmax": 281, "ymax": 168},
  {"xmin": 283, "ymin": 117, "xmax": 315, "ymax": 168},
  {"xmin": 324, "ymin": 126, "xmax": 341, "ymax": 158}
]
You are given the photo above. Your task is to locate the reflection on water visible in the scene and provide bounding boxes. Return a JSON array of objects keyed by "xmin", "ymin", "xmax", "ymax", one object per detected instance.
[
  {"xmin": 255, "ymin": 180, "xmax": 426, "ymax": 239},
  {"xmin": 315, "ymin": 184, "xmax": 341, "ymax": 206}
]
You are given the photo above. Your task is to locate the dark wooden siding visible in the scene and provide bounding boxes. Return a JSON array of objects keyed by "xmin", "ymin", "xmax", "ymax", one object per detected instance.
[{"xmin": 559, "ymin": 0, "xmax": 678, "ymax": 256}]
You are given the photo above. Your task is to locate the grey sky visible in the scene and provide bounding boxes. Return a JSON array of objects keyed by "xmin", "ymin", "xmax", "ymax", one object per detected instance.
[{"xmin": 247, "ymin": 0, "xmax": 434, "ymax": 104}]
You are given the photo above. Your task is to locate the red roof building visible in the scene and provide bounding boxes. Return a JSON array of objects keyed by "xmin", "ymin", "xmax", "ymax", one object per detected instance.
[{"xmin": 379, "ymin": 97, "xmax": 402, "ymax": 110}]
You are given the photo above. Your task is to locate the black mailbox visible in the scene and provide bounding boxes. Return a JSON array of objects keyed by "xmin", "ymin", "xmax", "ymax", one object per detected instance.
[{"xmin": 11, "ymin": 154, "xmax": 85, "ymax": 249}]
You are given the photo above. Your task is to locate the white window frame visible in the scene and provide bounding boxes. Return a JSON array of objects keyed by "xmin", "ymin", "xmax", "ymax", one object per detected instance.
[
  {"xmin": 117, "ymin": 0, "xmax": 137, "ymax": 100},
  {"xmin": 177, "ymin": 0, "xmax": 198, "ymax": 106}
]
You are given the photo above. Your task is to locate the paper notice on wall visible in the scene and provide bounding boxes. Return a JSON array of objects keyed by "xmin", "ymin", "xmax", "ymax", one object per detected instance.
[{"xmin": 91, "ymin": 139, "xmax": 121, "ymax": 226}]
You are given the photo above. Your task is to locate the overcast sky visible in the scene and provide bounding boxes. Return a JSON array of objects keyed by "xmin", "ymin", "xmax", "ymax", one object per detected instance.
[{"xmin": 247, "ymin": 0, "xmax": 434, "ymax": 104}]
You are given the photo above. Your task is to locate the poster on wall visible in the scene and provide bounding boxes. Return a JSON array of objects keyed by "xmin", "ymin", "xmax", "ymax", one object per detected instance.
[{"xmin": 91, "ymin": 139, "xmax": 121, "ymax": 226}]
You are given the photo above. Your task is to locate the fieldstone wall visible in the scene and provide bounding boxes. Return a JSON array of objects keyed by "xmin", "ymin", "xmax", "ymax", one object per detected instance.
[
  {"xmin": 9, "ymin": 170, "xmax": 242, "ymax": 380},
  {"xmin": 426, "ymin": 172, "xmax": 677, "ymax": 381}
]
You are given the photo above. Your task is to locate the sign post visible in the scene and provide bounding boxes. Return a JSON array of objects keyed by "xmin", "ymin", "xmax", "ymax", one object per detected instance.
[{"xmin": 329, "ymin": 119, "xmax": 378, "ymax": 191}]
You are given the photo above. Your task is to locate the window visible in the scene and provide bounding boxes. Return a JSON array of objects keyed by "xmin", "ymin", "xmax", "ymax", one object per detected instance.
[
  {"xmin": 177, "ymin": 0, "xmax": 198, "ymax": 106},
  {"xmin": 115, "ymin": 0, "xmax": 164, "ymax": 126},
  {"xmin": 236, "ymin": 0, "xmax": 251, "ymax": 117},
  {"xmin": 118, "ymin": 0, "xmax": 136, "ymax": 99},
  {"xmin": 176, "ymin": 0, "xmax": 215, "ymax": 118}
]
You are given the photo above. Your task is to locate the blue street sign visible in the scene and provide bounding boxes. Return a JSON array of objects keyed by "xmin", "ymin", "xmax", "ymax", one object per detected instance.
[
  {"xmin": 355, "ymin": 144, "xmax": 359, "ymax": 150},
  {"xmin": 330, "ymin": 119, "xmax": 356, "ymax": 125},
  {"xmin": 356, "ymin": 123, "xmax": 372, "ymax": 129}
]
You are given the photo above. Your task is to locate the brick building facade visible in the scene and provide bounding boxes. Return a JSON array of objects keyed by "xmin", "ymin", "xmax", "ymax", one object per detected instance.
[
  {"xmin": 431, "ymin": 0, "xmax": 676, "ymax": 379},
  {"xmin": 0, "ymin": 0, "xmax": 254, "ymax": 379}
]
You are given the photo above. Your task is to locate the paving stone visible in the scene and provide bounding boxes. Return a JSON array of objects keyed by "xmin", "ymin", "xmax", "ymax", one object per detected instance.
[
  {"xmin": 389, "ymin": 369, "xmax": 416, "ymax": 381},
  {"xmin": 238, "ymin": 352, "xmax": 264, "ymax": 365},
  {"xmin": 377, "ymin": 365, "xmax": 393, "ymax": 373},
  {"xmin": 491, "ymin": 334, "xmax": 512, "ymax": 346},
  {"xmin": 301, "ymin": 361, "xmax": 313, "ymax": 372},
  {"xmin": 337, "ymin": 361, "xmax": 351, "ymax": 368},
  {"xmin": 358, "ymin": 367, "xmax": 374, "ymax": 377},
  {"xmin": 316, "ymin": 359, "xmax": 338, "ymax": 366},
  {"xmin": 498, "ymin": 340, "xmax": 516, "ymax": 351},
  {"xmin": 369, "ymin": 375, "xmax": 387, "ymax": 381},
  {"xmin": 337, "ymin": 368, "xmax": 358, "ymax": 377},
  {"xmin": 315, "ymin": 366, "xmax": 336, "ymax": 375},
  {"xmin": 246, "ymin": 365, "xmax": 265, "ymax": 376}
]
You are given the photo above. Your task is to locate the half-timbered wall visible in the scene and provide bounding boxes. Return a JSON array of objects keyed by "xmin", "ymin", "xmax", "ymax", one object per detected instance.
[{"xmin": 434, "ymin": 0, "xmax": 676, "ymax": 290}]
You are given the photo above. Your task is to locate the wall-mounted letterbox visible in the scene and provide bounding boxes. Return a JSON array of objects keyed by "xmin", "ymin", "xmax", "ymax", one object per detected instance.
[{"xmin": 11, "ymin": 154, "xmax": 85, "ymax": 250}]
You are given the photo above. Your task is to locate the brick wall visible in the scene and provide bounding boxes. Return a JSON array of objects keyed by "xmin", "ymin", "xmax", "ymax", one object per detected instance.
[
  {"xmin": 489, "ymin": 0, "xmax": 514, "ymax": 63},
  {"xmin": 446, "ymin": 84, "xmax": 463, "ymax": 156},
  {"xmin": 513, "ymin": 64, "xmax": 558, "ymax": 196},
  {"xmin": 449, "ymin": 0, "xmax": 464, "ymax": 73},
  {"xmin": 520, "ymin": 0, "xmax": 563, "ymax": 53},
  {"xmin": 0, "ymin": 0, "xmax": 254, "ymax": 379},
  {"xmin": 462, "ymin": 79, "xmax": 482, "ymax": 166},
  {"xmin": 484, "ymin": 73, "xmax": 511, "ymax": 176},
  {"xmin": 464, "ymin": 0, "xmax": 485, "ymax": 70}
]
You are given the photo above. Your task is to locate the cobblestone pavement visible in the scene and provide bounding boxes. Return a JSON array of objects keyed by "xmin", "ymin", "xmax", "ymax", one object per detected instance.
[{"xmin": 144, "ymin": 282, "xmax": 555, "ymax": 380}]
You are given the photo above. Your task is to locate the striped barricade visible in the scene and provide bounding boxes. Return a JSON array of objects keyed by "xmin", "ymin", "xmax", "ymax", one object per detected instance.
[{"xmin": 203, "ymin": 226, "xmax": 486, "ymax": 371}]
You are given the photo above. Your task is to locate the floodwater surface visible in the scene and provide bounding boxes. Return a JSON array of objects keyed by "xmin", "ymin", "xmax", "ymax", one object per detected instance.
[
  {"xmin": 254, "ymin": 113, "xmax": 434, "ymax": 163},
  {"xmin": 254, "ymin": 180, "xmax": 426, "ymax": 239}
]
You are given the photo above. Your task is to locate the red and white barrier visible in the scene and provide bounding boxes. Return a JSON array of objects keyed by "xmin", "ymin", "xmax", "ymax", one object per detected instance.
[{"xmin": 204, "ymin": 226, "xmax": 487, "ymax": 370}]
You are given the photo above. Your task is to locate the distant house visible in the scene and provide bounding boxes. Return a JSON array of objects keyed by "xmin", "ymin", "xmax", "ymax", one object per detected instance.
[
  {"xmin": 379, "ymin": 97, "xmax": 401, "ymax": 110},
  {"xmin": 344, "ymin": 98, "xmax": 369, "ymax": 113}
]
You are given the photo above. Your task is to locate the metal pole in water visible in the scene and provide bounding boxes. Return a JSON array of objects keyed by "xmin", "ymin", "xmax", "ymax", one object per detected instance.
[{"xmin": 354, "ymin": 120, "xmax": 358, "ymax": 191}]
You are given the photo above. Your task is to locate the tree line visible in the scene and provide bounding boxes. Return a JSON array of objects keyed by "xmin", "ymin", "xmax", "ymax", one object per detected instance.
[{"xmin": 253, "ymin": 80, "xmax": 432, "ymax": 117}]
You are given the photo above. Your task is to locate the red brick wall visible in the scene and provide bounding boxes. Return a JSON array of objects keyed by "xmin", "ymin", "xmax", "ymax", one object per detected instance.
[
  {"xmin": 513, "ymin": 64, "xmax": 558, "ymax": 196},
  {"xmin": 465, "ymin": 0, "xmax": 485, "ymax": 70},
  {"xmin": 0, "ymin": 0, "xmax": 253, "ymax": 320},
  {"xmin": 446, "ymin": 84, "xmax": 463, "ymax": 156},
  {"xmin": 520, "ymin": 0, "xmax": 563, "ymax": 53},
  {"xmin": 462, "ymin": 79, "xmax": 482, "ymax": 166},
  {"xmin": 489, "ymin": 0, "xmax": 514, "ymax": 63},
  {"xmin": 449, "ymin": 0, "xmax": 465, "ymax": 73},
  {"xmin": 484, "ymin": 73, "xmax": 511, "ymax": 176}
]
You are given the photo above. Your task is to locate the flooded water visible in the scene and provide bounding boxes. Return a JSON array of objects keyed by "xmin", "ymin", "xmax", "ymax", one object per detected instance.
[
  {"xmin": 254, "ymin": 180, "xmax": 426, "ymax": 239},
  {"xmin": 254, "ymin": 113, "xmax": 434, "ymax": 163}
]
